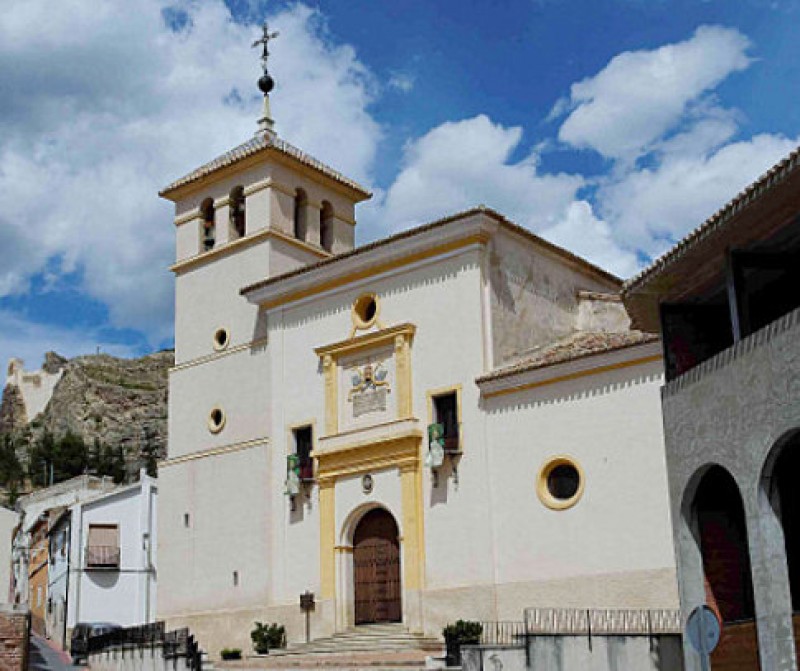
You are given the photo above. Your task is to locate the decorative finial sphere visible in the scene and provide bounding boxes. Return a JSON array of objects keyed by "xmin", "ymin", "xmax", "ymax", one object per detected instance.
[{"xmin": 258, "ymin": 73, "xmax": 275, "ymax": 94}]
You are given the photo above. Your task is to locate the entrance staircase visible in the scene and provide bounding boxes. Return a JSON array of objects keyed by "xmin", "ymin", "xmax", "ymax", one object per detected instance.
[{"xmin": 222, "ymin": 624, "xmax": 443, "ymax": 669}]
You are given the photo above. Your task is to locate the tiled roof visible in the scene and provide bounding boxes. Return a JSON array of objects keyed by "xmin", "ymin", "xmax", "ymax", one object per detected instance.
[
  {"xmin": 160, "ymin": 134, "xmax": 371, "ymax": 198},
  {"xmin": 477, "ymin": 330, "xmax": 659, "ymax": 383},
  {"xmin": 623, "ymin": 145, "xmax": 800, "ymax": 295},
  {"xmin": 241, "ymin": 206, "xmax": 621, "ymax": 297}
]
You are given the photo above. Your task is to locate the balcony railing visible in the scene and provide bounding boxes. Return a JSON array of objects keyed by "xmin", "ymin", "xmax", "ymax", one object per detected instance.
[{"xmin": 85, "ymin": 545, "xmax": 120, "ymax": 569}]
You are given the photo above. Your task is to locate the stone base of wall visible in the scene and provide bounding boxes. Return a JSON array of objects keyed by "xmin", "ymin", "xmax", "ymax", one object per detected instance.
[
  {"xmin": 163, "ymin": 568, "xmax": 678, "ymax": 660},
  {"xmin": 463, "ymin": 636, "xmax": 684, "ymax": 671},
  {"xmin": 89, "ymin": 644, "xmax": 193, "ymax": 671},
  {"xmin": 0, "ymin": 605, "xmax": 30, "ymax": 671}
]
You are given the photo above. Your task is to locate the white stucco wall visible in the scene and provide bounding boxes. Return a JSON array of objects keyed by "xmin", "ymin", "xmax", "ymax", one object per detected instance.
[
  {"xmin": 5, "ymin": 358, "xmax": 63, "ymax": 423},
  {"xmin": 0, "ymin": 506, "xmax": 17, "ymax": 603},
  {"xmin": 68, "ymin": 476, "xmax": 157, "ymax": 629},
  {"xmin": 483, "ymin": 357, "xmax": 678, "ymax": 617}
]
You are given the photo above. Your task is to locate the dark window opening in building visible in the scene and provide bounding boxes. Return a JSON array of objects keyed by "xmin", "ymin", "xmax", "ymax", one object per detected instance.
[
  {"xmin": 320, "ymin": 201, "xmax": 334, "ymax": 252},
  {"xmin": 433, "ymin": 392, "xmax": 459, "ymax": 451},
  {"xmin": 547, "ymin": 464, "xmax": 580, "ymax": 500},
  {"xmin": 773, "ymin": 436, "xmax": 800, "ymax": 612},
  {"xmin": 201, "ymin": 198, "xmax": 215, "ymax": 252},
  {"xmin": 293, "ymin": 425, "xmax": 314, "ymax": 481},
  {"xmin": 229, "ymin": 186, "xmax": 245, "ymax": 239},
  {"xmin": 695, "ymin": 466, "xmax": 755, "ymax": 623},
  {"xmin": 294, "ymin": 189, "xmax": 308, "ymax": 241}
]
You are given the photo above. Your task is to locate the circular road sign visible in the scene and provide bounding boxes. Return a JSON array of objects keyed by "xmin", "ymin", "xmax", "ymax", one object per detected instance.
[{"xmin": 686, "ymin": 605, "xmax": 721, "ymax": 655}]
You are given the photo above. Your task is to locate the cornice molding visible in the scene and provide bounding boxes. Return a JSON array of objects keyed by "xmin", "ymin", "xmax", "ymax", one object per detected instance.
[{"xmin": 159, "ymin": 436, "xmax": 268, "ymax": 468}]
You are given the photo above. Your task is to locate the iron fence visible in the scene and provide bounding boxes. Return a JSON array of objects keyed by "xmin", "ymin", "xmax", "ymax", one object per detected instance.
[{"xmin": 87, "ymin": 622, "xmax": 202, "ymax": 670}]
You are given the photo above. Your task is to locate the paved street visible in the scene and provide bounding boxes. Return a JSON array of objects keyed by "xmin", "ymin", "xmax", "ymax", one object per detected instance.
[{"xmin": 28, "ymin": 634, "xmax": 80, "ymax": 671}]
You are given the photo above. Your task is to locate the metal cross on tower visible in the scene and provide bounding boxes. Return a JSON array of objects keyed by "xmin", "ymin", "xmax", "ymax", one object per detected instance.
[{"xmin": 252, "ymin": 21, "xmax": 280, "ymax": 74}]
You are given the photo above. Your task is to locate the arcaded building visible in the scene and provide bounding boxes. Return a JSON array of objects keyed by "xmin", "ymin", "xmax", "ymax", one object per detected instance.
[{"xmin": 624, "ymin": 146, "xmax": 800, "ymax": 670}]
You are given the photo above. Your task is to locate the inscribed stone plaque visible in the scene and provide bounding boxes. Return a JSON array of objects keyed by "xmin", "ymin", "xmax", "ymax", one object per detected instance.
[{"xmin": 353, "ymin": 388, "xmax": 388, "ymax": 417}]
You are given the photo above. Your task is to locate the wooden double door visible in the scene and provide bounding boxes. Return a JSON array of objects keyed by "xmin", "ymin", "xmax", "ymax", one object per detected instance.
[{"xmin": 353, "ymin": 509, "xmax": 402, "ymax": 624}]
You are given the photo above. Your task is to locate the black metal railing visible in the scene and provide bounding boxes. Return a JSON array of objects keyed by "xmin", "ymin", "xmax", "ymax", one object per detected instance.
[
  {"xmin": 87, "ymin": 621, "xmax": 165, "ymax": 653},
  {"xmin": 87, "ymin": 622, "xmax": 202, "ymax": 670}
]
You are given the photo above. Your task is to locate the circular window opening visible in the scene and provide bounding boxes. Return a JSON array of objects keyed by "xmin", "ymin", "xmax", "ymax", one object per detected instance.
[
  {"xmin": 537, "ymin": 457, "xmax": 584, "ymax": 510},
  {"xmin": 213, "ymin": 328, "xmax": 230, "ymax": 351},
  {"xmin": 208, "ymin": 407, "xmax": 226, "ymax": 434},
  {"xmin": 353, "ymin": 294, "xmax": 379, "ymax": 329},
  {"xmin": 547, "ymin": 464, "xmax": 579, "ymax": 500}
]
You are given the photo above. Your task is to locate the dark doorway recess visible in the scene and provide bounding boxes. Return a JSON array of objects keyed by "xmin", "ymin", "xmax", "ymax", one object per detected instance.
[
  {"xmin": 694, "ymin": 466, "xmax": 760, "ymax": 670},
  {"xmin": 353, "ymin": 508, "xmax": 401, "ymax": 625}
]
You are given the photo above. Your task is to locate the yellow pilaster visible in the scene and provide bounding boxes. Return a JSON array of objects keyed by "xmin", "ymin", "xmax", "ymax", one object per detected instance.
[
  {"xmin": 395, "ymin": 334, "xmax": 413, "ymax": 419},
  {"xmin": 400, "ymin": 463, "xmax": 425, "ymax": 590},
  {"xmin": 319, "ymin": 478, "xmax": 336, "ymax": 599},
  {"xmin": 323, "ymin": 354, "xmax": 338, "ymax": 435}
]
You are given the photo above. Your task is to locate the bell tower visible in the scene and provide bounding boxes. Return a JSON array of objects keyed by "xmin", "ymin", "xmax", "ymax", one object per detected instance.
[
  {"xmin": 158, "ymin": 21, "xmax": 371, "ymax": 635},
  {"xmin": 160, "ymin": 24, "xmax": 371, "ymax": 367}
]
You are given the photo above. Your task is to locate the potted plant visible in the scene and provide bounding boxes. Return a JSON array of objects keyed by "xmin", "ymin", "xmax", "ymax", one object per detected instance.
[
  {"xmin": 220, "ymin": 648, "xmax": 242, "ymax": 661},
  {"xmin": 251, "ymin": 622, "xmax": 286, "ymax": 654},
  {"xmin": 443, "ymin": 620, "xmax": 483, "ymax": 667}
]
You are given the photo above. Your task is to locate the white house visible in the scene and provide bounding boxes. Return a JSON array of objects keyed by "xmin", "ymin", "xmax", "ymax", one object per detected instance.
[
  {"xmin": 53, "ymin": 472, "xmax": 158, "ymax": 640},
  {"xmin": 0, "ymin": 505, "xmax": 17, "ymax": 603},
  {"xmin": 11, "ymin": 475, "xmax": 115, "ymax": 607},
  {"xmin": 156, "ymin": 46, "xmax": 679, "ymax": 657}
]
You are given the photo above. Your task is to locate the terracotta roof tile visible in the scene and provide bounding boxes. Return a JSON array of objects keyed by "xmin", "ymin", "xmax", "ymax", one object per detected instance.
[
  {"xmin": 477, "ymin": 330, "xmax": 659, "ymax": 384},
  {"xmin": 160, "ymin": 134, "xmax": 371, "ymax": 198}
]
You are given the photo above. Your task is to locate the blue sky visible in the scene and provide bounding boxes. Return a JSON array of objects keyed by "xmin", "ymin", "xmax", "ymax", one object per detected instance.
[{"xmin": 1, "ymin": 0, "xmax": 799, "ymax": 370}]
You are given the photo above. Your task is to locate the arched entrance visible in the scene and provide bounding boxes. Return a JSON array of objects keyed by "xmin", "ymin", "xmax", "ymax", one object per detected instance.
[
  {"xmin": 693, "ymin": 466, "xmax": 759, "ymax": 669},
  {"xmin": 353, "ymin": 508, "xmax": 401, "ymax": 624}
]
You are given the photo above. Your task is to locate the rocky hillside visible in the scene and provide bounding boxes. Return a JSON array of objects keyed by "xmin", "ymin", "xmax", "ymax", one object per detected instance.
[{"xmin": 1, "ymin": 350, "xmax": 173, "ymax": 469}]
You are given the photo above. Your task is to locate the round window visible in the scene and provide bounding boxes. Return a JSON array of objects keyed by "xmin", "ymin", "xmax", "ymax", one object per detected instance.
[
  {"xmin": 208, "ymin": 407, "xmax": 226, "ymax": 434},
  {"xmin": 213, "ymin": 328, "xmax": 230, "ymax": 351},
  {"xmin": 537, "ymin": 457, "xmax": 584, "ymax": 510},
  {"xmin": 352, "ymin": 294, "xmax": 379, "ymax": 329}
]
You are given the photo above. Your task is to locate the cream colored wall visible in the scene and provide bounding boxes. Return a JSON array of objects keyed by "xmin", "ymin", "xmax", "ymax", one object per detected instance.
[
  {"xmin": 482, "ymin": 358, "xmax": 678, "ymax": 611},
  {"xmin": 173, "ymin": 241, "xmax": 271, "ymax": 365},
  {"xmin": 269, "ymin": 247, "xmax": 493, "ymax": 612},
  {"xmin": 489, "ymin": 229, "xmax": 620, "ymax": 366},
  {"xmin": 157, "ymin": 443, "xmax": 271, "ymax": 620},
  {"xmin": 168, "ymin": 353, "xmax": 270, "ymax": 460}
]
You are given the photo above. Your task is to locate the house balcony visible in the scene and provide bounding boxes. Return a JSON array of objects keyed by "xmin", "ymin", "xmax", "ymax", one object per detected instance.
[{"xmin": 85, "ymin": 545, "xmax": 120, "ymax": 570}]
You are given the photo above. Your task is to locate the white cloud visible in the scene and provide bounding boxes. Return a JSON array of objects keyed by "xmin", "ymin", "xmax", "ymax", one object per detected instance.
[
  {"xmin": 0, "ymin": 1, "xmax": 382, "ymax": 351},
  {"xmin": 598, "ymin": 132, "xmax": 800, "ymax": 257},
  {"xmin": 556, "ymin": 25, "xmax": 752, "ymax": 161},
  {"xmin": 376, "ymin": 115, "xmax": 581, "ymax": 229}
]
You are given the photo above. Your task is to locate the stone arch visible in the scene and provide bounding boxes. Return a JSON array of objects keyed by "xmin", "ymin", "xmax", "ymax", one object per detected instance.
[
  {"xmin": 337, "ymin": 503, "xmax": 403, "ymax": 628},
  {"xmin": 229, "ymin": 185, "xmax": 246, "ymax": 239},
  {"xmin": 684, "ymin": 463, "xmax": 759, "ymax": 668},
  {"xmin": 293, "ymin": 188, "xmax": 308, "ymax": 241},
  {"xmin": 320, "ymin": 201, "xmax": 334, "ymax": 252},
  {"xmin": 761, "ymin": 428, "xmax": 800, "ymax": 610}
]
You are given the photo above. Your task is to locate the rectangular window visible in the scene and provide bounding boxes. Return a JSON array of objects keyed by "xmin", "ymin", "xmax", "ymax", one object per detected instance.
[
  {"xmin": 293, "ymin": 426, "xmax": 314, "ymax": 481},
  {"xmin": 86, "ymin": 524, "xmax": 120, "ymax": 569},
  {"xmin": 433, "ymin": 391, "xmax": 460, "ymax": 452}
]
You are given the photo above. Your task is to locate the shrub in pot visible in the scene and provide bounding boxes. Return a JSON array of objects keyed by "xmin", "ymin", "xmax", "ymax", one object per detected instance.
[
  {"xmin": 251, "ymin": 622, "xmax": 287, "ymax": 654},
  {"xmin": 220, "ymin": 648, "xmax": 242, "ymax": 660},
  {"xmin": 443, "ymin": 620, "xmax": 483, "ymax": 667}
]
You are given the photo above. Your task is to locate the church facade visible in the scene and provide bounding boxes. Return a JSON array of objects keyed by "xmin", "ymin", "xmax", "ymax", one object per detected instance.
[{"xmin": 157, "ymin": 55, "xmax": 679, "ymax": 655}]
